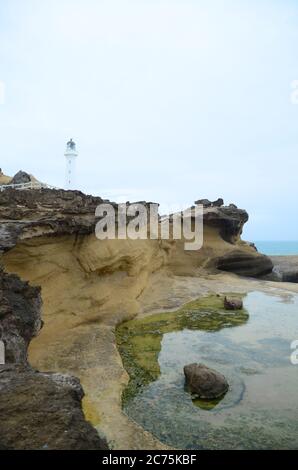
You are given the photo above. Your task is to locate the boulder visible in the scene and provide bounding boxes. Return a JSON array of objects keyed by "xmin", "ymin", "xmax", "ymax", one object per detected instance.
[
  {"xmin": 10, "ymin": 170, "xmax": 32, "ymax": 185},
  {"xmin": 0, "ymin": 268, "xmax": 108, "ymax": 450},
  {"xmin": 195, "ymin": 198, "xmax": 224, "ymax": 208},
  {"xmin": 224, "ymin": 296, "xmax": 243, "ymax": 310},
  {"xmin": 216, "ymin": 250, "xmax": 273, "ymax": 278},
  {"xmin": 184, "ymin": 363, "xmax": 229, "ymax": 399}
]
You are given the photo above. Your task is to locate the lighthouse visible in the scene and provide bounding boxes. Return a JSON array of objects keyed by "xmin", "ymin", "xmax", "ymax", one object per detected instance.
[{"xmin": 64, "ymin": 138, "xmax": 78, "ymax": 189}]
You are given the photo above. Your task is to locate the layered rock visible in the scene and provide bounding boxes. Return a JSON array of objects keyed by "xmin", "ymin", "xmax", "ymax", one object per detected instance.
[
  {"xmin": 184, "ymin": 363, "xmax": 229, "ymax": 399},
  {"xmin": 224, "ymin": 296, "xmax": 243, "ymax": 310},
  {"xmin": 10, "ymin": 170, "xmax": 32, "ymax": 185},
  {"xmin": 0, "ymin": 188, "xmax": 106, "ymax": 253}
]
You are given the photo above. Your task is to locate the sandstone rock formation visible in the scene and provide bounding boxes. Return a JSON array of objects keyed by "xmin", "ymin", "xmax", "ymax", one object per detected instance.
[
  {"xmin": 203, "ymin": 204, "xmax": 248, "ymax": 244},
  {"xmin": 0, "ymin": 187, "xmax": 275, "ymax": 449},
  {"xmin": 268, "ymin": 256, "xmax": 298, "ymax": 283},
  {"xmin": 215, "ymin": 250, "xmax": 273, "ymax": 277},
  {"xmin": 194, "ymin": 198, "xmax": 224, "ymax": 208},
  {"xmin": 0, "ymin": 268, "xmax": 108, "ymax": 450},
  {"xmin": 184, "ymin": 363, "xmax": 229, "ymax": 399},
  {"xmin": 0, "ymin": 188, "xmax": 107, "ymax": 253},
  {"xmin": 10, "ymin": 170, "xmax": 32, "ymax": 185}
]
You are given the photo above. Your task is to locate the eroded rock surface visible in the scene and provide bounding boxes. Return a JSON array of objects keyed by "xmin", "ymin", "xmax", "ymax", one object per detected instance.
[
  {"xmin": 0, "ymin": 188, "xmax": 106, "ymax": 253},
  {"xmin": 269, "ymin": 256, "xmax": 298, "ymax": 283},
  {"xmin": 0, "ymin": 189, "xmax": 273, "ymax": 279},
  {"xmin": 0, "ymin": 365, "xmax": 108, "ymax": 450},
  {"xmin": 0, "ymin": 188, "xmax": 275, "ymax": 449},
  {"xmin": 10, "ymin": 170, "xmax": 32, "ymax": 185},
  {"xmin": 224, "ymin": 296, "xmax": 243, "ymax": 310},
  {"xmin": 0, "ymin": 268, "xmax": 108, "ymax": 450}
]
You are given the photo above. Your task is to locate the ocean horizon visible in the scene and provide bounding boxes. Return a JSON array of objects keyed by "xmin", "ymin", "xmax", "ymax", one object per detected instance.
[{"xmin": 254, "ymin": 241, "xmax": 298, "ymax": 256}]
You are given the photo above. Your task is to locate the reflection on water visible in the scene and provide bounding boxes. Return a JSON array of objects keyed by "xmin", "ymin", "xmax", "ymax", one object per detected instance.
[{"xmin": 117, "ymin": 292, "xmax": 298, "ymax": 450}]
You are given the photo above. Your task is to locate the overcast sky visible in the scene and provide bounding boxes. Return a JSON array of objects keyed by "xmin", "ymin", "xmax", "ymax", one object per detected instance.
[{"xmin": 0, "ymin": 0, "xmax": 298, "ymax": 240}]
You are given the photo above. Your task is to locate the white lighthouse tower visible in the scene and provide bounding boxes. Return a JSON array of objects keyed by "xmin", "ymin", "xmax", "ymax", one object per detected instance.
[{"xmin": 64, "ymin": 138, "xmax": 78, "ymax": 189}]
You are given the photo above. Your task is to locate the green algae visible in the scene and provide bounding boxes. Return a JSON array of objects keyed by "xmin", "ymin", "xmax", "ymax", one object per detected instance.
[{"xmin": 116, "ymin": 294, "xmax": 248, "ymax": 405}]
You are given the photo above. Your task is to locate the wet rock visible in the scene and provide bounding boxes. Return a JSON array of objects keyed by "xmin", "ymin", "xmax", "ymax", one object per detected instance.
[
  {"xmin": 224, "ymin": 296, "xmax": 243, "ymax": 310},
  {"xmin": 184, "ymin": 363, "xmax": 229, "ymax": 399}
]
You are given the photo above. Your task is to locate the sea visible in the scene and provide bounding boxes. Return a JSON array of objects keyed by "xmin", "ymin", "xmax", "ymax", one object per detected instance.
[{"xmin": 254, "ymin": 241, "xmax": 298, "ymax": 256}]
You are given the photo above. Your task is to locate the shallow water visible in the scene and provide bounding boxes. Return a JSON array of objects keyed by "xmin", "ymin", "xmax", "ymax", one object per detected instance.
[{"xmin": 119, "ymin": 292, "xmax": 298, "ymax": 449}]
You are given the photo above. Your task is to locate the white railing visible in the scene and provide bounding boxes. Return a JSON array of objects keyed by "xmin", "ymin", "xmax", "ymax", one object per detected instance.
[{"xmin": 0, "ymin": 181, "xmax": 58, "ymax": 191}]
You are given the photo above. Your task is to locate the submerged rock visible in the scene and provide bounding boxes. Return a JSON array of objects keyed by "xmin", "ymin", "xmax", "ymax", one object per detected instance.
[
  {"xmin": 184, "ymin": 363, "xmax": 229, "ymax": 399},
  {"xmin": 224, "ymin": 296, "xmax": 243, "ymax": 310}
]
